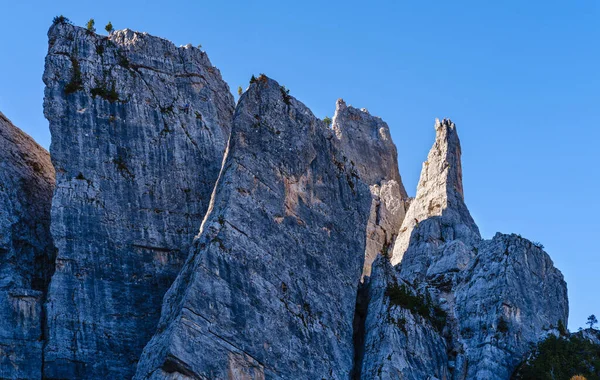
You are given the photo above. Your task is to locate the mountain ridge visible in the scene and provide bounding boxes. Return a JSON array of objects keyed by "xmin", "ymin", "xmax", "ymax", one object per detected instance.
[{"xmin": 0, "ymin": 19, "xmax": 582, "ymax": 380}]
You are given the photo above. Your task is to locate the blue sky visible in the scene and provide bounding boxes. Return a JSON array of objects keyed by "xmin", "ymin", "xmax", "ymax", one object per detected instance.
[{"xmin": 1, "ymin": 1, "xmax": 597, "ymax": 329}]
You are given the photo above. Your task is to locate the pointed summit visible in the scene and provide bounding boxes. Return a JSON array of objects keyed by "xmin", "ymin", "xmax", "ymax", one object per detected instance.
[
  {"xmin": 391, "ymin": 118, "xmax": 479, "ymax": 264},
  {"xmin": 363, "ymin": 119, "xmax": 567, "ymax": 379}
]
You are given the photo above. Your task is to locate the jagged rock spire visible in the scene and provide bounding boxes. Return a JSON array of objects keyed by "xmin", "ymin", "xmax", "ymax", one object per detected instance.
[
  {"xmin": 391, "ymin": 118, "xmax": 479, "ymax": 265},
  {"xmin": 361, "ymin": 118, "xmax": 568, "ymax": 379}
]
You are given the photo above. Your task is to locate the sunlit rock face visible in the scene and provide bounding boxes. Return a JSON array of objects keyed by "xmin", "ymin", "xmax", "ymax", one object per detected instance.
[
  {"xmin": 391, "ymin": 118, "xmax": 480, "ymax": 266},
  {"xmin": 332, "ymin": 99, "xmax": 409, "ymax": 279},
  {"xmin": 134, "ymin": 76, "xmax": 372, "ymax": 380},
  {"xmin": 0, "ymin": 18, "xmax": 570, "ymax": 379},
  {"xmin": 362, "ymin": 118, "xmax": 569, "ymax": 380},
  {"xmin": 42, "ymin": 21, "xmax": 234, "ymax": 379},
  {"xmin": 0, "ymin": 112, "xmax": 55, "ymax": 379}
]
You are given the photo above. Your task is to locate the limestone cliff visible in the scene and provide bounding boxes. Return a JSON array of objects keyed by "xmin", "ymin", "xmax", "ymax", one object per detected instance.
[
  {"xmin": 42, "ymin": 20, "xmax": 234, "ymax": 379},
  {"xmin": 0, "ymin": 19, "xmax": 574, "ymax": 380},
  {"xmin": 391, "ymin": 118, "xmax": 479, "ymax": 266},
  {"xmin": 134, "ymin": 76, "xmax": 372, "ymax": 379},
  {"xmin": 331, "ymin": 99, "xmax": 408, "ymax": 278},
  {"xmin": 0, "ymin": 112, "xmax": 55, "ymax": 379},
  {"xmin": 362, "ymin": 118, "xmax": 568, "ymax": 379},
  {"xmin": 359, "ymin": 257, "xmax": 449, "ymax": 379}
]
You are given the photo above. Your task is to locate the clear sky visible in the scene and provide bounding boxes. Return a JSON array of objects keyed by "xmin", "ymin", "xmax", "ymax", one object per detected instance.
[{"xmin": 1, "ymin": 1, "xmax": 597, "ymax": 330}]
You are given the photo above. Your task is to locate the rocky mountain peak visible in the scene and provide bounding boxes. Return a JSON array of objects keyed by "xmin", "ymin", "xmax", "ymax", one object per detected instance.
[
  {"xmin": 332, "ymin": 98, "xmax": 405, "ymax": 190},
  {"xmin": 432, "ymin": 117, "xmax": 465, "ymax": 204},
  {"xmin": 391, "ymin": 118, "xmax": 479, "ymax": 265},
  {"xmin": 331, "ymin": 99, "xmax": 409, "ymax": 278},
  {"xmin": 0, "ymin": 20, "xmax": 574, "ymax": 380}
]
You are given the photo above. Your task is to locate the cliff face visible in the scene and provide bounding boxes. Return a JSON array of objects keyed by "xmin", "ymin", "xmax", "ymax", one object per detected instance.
[
  {"xmin": 42, "ymin": 22, "xmax": 234, "ymax": 379},
  {"xmin": 0, "ymin": 112, "xmax": 55, "ymax": 379},
  {"xmin": 0, "ymin": 21, "xmax": 573, "ymax": 380},
  {"xmin": 134, "ymin": 76, "xmax": 373, "ymax": 379},
  {"xmin": 391, "ymin": 119, "xmax": 480, "ymax": 266},
  {"xmin": 331, "ymin": 99, "xmax": 408, "ymax": 279},
  {"xmin": 359, "ymin": 257, "xmax": 449, "ymax": 379},
  {"xmin": 452, "ymin": 233, "xmax": 569, "ymax": 379},
  {"xmin": 362, "ymin": 119, "xmax": 568, "ymax": 379}
]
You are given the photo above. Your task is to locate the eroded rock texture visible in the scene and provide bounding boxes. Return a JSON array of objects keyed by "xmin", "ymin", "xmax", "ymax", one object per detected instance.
[
  {"xmin": 452, "ymin": 233, "xmax": 569, "ymax": 379},
  {"xmin": 134, "ymin": 76, "xmax": 372, "ymax": 379},
  {"xmin": 363, "ymin": 119, "xmax": 568, "ymax": 379},
  {"xmin": 332, "ymin": 99, "xmax": 408, "ymax": 279},
  {"xmin": 0, "ymin": 112, "xmax": 55, "ymax": 379},
  {"xmin": 42, "ymin": 22, "xmax": 234, "ymax": 379},
  {"xmin": 359, "ymin": 257, "xmax": 449, "ymax": 379},
  {"xmin": 391, "ymin": 118, "xmax": 479, "ymax": 266},
  {"xmin": 2, "ymin": 19, "xmax": 570, "ymax": 379}
]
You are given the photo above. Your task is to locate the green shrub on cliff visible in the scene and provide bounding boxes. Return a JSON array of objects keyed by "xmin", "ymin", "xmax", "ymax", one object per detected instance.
[
  {"xmin": 512, "ymin": 332, "xmax": 600, "ymax": 380},
  {"xmin": 385, "ymin": 282, "xmax": 447, "ymax": 332},
  {"xmin": 52, "ymin": 15, "xmax": 72, "ymax": 25},
  {"xmin": 86, "ymin": 18, "xmax": 96, "ymax": 33}
]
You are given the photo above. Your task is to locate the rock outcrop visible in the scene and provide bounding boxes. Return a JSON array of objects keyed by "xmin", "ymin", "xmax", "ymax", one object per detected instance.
[
  {"xmin": 362, "ymin": 118, "xmax": 568, "ymax": 379},
  {"xmin": 359, "ymin": 257, "xmax": 449, "ymax": 379},
  {"xmin": 451, "ymin": 233, "xmax": 569, "ymax": 378},
  {"xmin": 391, "ymin": 118, "xmax": 479, "ymax": 266},
  {"xmin": 42, "ymin": 21, "xmax": 234, "ymax": 379},
  {"xmin": 332, "ymin": 99, "xmax": 408, "ymax": 278},
  {"xmin": 0, "ymin": 112, "xmax": 55, "ymax": 379},
  {"xmin": 0, "ymin": 20, "xmax": 572, "ymax": 379},
  {"xmin": 134, "ymin": 76, "xmax": 372, "ymax": 379}
]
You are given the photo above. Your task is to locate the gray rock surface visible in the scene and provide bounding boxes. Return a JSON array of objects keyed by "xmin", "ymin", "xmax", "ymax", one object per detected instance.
[
  {"xmin": 134, "ymin": 76, "xmax": 372, "ymax": 379},
  {"xmin": 332, "ymin": 99, "xmax": 408, "ymax": 279},
  {"xmin": 452, "ymin": 233, "xmax": 569, "ymax": 379},
  {"xmin": 1, "ymin": 20, "xmax": 572, "ymax": 379},
  {"xmin": 391, "ymin": 118, "xmax": 480, "ymax": 266},
  {"xmin": 368, "ymin": 118, "xmax": 569, "ymax": 379},
  {"xmin": 359, "ymin": 257, "xmax": 449, "ymax": 380},
  {"xmin": 0, "ymin": 112, "xmax": 55, "ymax": 379},
  {"xmin": 42, "ymin": 21, "xmax": 234, "ymax": 379},
  {"xmin": 579, "ymin": 328, "xmax": 600, "ymax": 346},
  {"xmin": 331, "ymin": 99, "xmax": 404, "ymax": 188}
]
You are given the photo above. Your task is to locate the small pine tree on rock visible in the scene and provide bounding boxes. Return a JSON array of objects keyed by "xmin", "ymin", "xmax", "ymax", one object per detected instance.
[
  {"xmin": 323, "ymin": 116, "xmax": 332, "ymax": 127},
  {"xmin": 86, "ymin": 18, "xmax": 96, "ymax": 33},
  {"xmin": 587, "ymin": 314, "xmax": 597, "ymax": 329},
  {"xmin": 558, "ymin": 319, "xmax": 568, "ymax": 336},
  {"xmin": 237, "ymin": 86, "xmax": 243, "ymax": 96},
  {"xmin": 105, "ymin": 21, "xmax": 113, "ymax": 34},
  {"xmin": 53, "ymin": 15, "xmax": 72, "ymax": 25}
]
